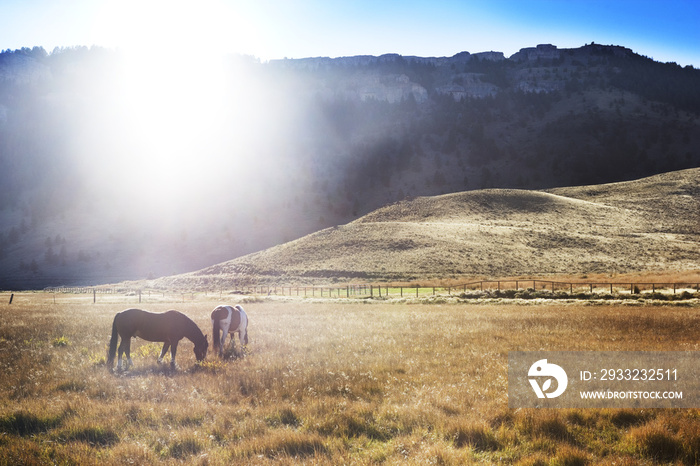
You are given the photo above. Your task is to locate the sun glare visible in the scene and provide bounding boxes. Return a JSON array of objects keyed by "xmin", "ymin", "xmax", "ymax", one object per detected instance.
[{"xmin": 91, "ymin": 0, "xmax": 249, "ymax": 215}]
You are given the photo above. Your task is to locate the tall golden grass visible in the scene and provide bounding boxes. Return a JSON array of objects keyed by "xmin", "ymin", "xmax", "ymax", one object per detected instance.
[{"xmin": 1, "ymin": 296, "xmax": 699, "ymax": 464}]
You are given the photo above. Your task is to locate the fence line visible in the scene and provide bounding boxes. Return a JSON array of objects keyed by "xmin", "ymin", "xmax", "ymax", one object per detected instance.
[
  {"xmin": 22, "ymin": 280, "xmax": 700, "ymax": 304},
  {"xmin": 243, "ymin": 280, "xmax": 700, "ymax": 298}
]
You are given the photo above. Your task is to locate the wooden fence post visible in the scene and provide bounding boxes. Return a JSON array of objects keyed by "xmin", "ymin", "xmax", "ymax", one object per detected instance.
[
  {"xmin": 93, "ymin": 288, "xmax": 96, "ymax": 303},
  {"xmin": 8, "ymin": 293, "xmax": 13, "ymax": 304}
]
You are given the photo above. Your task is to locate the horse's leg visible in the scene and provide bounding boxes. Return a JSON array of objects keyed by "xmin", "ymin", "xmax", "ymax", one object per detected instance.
[
  {"xmin": 117, "ymin": 336, "xmax": 127, "ymax": 370},
  {"xmin": 169, "ymin": 341, "xmax": 179, "ymax": 369},
  {"xmin": 125, "ymin": 338, "xmax": 134, "ymax": 368},
  {"xmin": 220, "ymin": 322, "xmax": 231, "ymax": 357},
  {"xmin": 158, "ymin": 342, "xmax": 170, "ymax": 364},
  {"xmin": 218, "ymin": 331, "xmax": 225, "ymax": 357}
]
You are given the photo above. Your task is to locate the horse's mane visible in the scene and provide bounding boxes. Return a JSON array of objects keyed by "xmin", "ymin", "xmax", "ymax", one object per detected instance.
[{"xmin": 181, "ymin": 312, "xmax": 206, "ymax": 344}]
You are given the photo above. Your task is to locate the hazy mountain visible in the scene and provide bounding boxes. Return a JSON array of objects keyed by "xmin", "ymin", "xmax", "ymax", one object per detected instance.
[{"xmin": 0, "ymin": 43, "xmax": 698, "ymax": 289}]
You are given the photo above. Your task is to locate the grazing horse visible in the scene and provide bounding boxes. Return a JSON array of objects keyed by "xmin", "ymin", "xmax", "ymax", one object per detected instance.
[
  {"xmin": 107, "ymin": 308, "xmax": 208, "ymax": 370},
  {"xmin": 210, "ymin": 305, "xmax": 249, "ymax": 357}
]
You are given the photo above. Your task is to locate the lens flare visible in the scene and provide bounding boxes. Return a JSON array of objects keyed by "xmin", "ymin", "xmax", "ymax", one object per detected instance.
[{"xmin": 86, "ymin": 0, "xmax": 258, "ymax": 220}]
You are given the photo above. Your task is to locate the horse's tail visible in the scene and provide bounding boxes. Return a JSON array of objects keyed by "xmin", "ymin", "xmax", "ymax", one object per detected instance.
[
  {"xmin": 107, "ymin": 314, "xmax": 119, "ymax": 367},
  {"xmin": 212, "ymin": 313, "xmax": 221, "ymax": 354}
]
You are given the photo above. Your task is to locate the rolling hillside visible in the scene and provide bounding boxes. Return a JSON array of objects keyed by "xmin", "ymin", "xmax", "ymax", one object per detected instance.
[{"xmin": 150, "ymin": 168, "xmax": 700, "ymax": 289}]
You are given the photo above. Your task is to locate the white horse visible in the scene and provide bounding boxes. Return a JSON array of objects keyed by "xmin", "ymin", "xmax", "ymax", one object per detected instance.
[{"xmin": 210, "ymin": 305, "xmax": 249, "ymax": 357}]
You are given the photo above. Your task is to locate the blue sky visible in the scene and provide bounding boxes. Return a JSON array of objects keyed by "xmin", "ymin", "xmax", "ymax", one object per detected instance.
[{"xmin": 1, "ymin": 0, "xmax": 698, "ymax": 66}]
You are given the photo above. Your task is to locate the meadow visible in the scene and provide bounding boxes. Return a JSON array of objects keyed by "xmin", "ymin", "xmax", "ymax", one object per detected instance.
[{"xmin": 1, "ymin": 294, "xmax": 700, "ymax": 464}]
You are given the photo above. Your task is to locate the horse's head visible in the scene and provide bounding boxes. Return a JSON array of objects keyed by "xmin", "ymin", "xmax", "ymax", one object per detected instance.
[{"xmin": 194, "ymin": 335, "xmax": 208, "ymax": 361}]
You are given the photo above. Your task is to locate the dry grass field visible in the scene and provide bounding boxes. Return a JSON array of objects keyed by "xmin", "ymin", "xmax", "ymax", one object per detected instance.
[{"xmin": 1, "ymin": 294, "xmax": 700, "ymax": 464}]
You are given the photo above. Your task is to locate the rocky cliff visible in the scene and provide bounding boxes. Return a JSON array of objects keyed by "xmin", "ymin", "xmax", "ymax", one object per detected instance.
[{"xmin": 266, "ymin": 44, "xmax": 638, "ymax": 102}]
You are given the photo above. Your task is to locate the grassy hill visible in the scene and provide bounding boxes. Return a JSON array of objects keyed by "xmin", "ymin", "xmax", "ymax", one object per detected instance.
[{"xmin": 148, "ymin": 168, "xmax": 700, "ymax": 289}]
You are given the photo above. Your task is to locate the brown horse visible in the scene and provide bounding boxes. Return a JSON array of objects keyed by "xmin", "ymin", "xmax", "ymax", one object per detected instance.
[
  {"xmin": 107, "ymin": 308, "xmax": 208, "ymax": 370},
  {"xmin": 211, "ymin": 305, "xmax": 248, "ymax": 357}
]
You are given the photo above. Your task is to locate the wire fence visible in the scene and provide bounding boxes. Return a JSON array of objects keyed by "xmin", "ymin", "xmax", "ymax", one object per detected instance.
[
  {"xmin": 4, "ymin": 279, "xmax": 694, "ymax": 304},
  {"xmin": 241, "ymin": 280, "xmax": 700, "ymax": 298}
]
